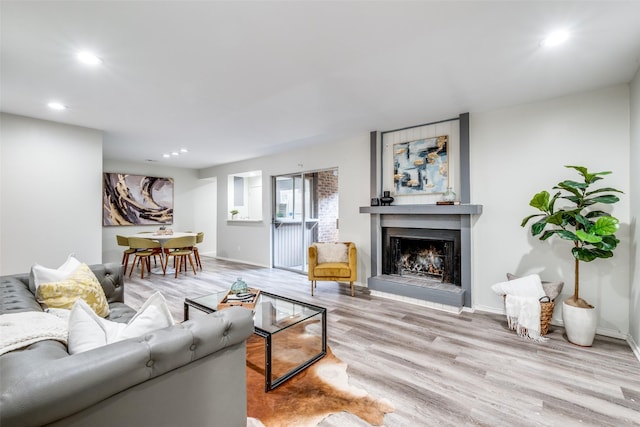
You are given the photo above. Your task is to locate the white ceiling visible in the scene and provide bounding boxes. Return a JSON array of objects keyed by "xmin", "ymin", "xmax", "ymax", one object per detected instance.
[{"xmin": 2, "ymin": 1, "xmax": 640, "ymax": 170}]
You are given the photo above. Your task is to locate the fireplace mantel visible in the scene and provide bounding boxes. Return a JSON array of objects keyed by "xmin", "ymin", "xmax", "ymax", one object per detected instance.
[{"xmin": 359, "ymin": 204, "xmax": 482, "ymax": 215}]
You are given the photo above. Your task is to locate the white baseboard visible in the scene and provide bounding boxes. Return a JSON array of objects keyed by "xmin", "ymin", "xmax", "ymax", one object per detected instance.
[
  {"xmin": 473, "ymin": 304, "xmax": 502, "ymax": 315},
  {"xmin": 213, "ymin": 256, "xmax": 270, "ymax": 268},
  {"xmin": 628, "ymin": 335, "xmax": 640, "ymax": 363},
  {"xmin": 474, "ymin": 305, "xmax": 636, "ymax": 357}
]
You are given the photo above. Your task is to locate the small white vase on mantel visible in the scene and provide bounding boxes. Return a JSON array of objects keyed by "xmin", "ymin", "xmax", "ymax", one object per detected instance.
[{"xmin": 442, "ymin": 187, "xmax": 456, "ymax": 202}]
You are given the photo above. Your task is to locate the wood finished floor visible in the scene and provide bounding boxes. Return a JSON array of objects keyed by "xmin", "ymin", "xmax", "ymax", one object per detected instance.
[{"xmin": 124, "ymin": 256, "xmax": 640, "ymax": 427}]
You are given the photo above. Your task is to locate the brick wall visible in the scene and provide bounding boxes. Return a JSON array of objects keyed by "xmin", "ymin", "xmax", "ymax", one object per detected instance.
[{"xmin": 317, "ymin": 170, "xmax": 338, "ymax": 242}]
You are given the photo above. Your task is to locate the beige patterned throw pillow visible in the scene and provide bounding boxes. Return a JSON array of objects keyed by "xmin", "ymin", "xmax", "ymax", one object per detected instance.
[
  {"xmin": 316, "ymin": 243, "xmax": 349, "ymax": 264},
  {"xmin": 36, "ymin": 263, "xmax": 110, "ymax": 317}
]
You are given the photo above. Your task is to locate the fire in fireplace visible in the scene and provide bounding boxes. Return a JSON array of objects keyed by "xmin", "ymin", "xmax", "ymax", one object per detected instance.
[{"xmin": 382, "ymin": 227, "xmax": 461, "ymax": 286}]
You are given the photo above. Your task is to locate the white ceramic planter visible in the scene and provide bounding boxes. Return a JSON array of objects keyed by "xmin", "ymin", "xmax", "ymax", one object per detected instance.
[{"xmin": 562, "ymin": 300, "xmax": 597, "ymax": 346}]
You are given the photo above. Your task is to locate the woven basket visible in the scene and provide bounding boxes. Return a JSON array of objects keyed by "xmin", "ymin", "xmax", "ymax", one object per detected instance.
[
  {"xmin": 539, "ymin": 299, "xmax": 554, "ymax": 335},
  {"xmin": 504, "ymin": 296, "xmax": 554, "ymax": 335}
]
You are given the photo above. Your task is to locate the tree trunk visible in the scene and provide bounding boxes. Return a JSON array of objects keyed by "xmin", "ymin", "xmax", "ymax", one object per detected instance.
[
  {"xmin": 567, "ymin": 242, "xmax": 592, "ymax": 308},
  {"xmin": 574, "ymin": 241, "xmax": 580, "ymax": 301}
]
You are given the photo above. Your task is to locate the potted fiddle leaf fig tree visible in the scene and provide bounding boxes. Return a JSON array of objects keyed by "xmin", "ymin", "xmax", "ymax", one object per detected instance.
[{"xmin": 521, "ymin": 165, "xmax": 622, "ymax": 346}]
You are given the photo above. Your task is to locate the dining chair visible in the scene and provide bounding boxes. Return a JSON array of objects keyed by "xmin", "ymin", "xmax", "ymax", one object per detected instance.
[
  {"xmin": 192, "ymin": 232, "xmax": 204, "ymax": 270},
  {"xmin": 162, "ymin": 235, "xmax": 197, "ymax": 278},
  {"xmin": 127, "ymin": 237, "xmax": 163, "ymax": 279},
  {"xmin": 116, "ymin": 235, "xmax": 136, "ymax": 272},
  {"xmin": 134, "ymin": 231, "xmax": 161, "ymax": 266}
]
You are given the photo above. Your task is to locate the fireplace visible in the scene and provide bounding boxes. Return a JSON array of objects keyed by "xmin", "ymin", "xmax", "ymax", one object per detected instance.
[
  {"xmin": 359, "ymin": 204, "xmax": 482, "ymax": 308},
  {"xmin": 382, "ymin": 227, "xmax": 460, "ymax": 287},
  {"xmin": 361, "ymin": 121, "xmax": 481, "ymax": 309}
]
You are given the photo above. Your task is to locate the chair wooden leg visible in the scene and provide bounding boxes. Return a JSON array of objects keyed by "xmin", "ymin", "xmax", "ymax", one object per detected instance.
[
  {"xmin": 140, "ymin": 257, "xmax": 146, "ymax": 279},
  {"xmin": 174, "ymin": 256, "xmax": 179, "ymax": 278},
  {"xmin": 128, "ymin": 257, "xmax": 136, "ymax": 277},
  {"xmin": 350, "ymin": 281, "xmax": 354, "ymax": 297},
  {"xmin": 188, "ymin": 254, "xmax": 197, "ymax": 275},
  {"xmin": 123, "ymin": 253, "xmax": 130, "ymax": 272},
  {"xmin": 194, "ymin": 249, "xmax": 202, "ymax": 270},
  {"xmin": 311, "ymin": 280, "xmax": 314, "ymax": 296}
]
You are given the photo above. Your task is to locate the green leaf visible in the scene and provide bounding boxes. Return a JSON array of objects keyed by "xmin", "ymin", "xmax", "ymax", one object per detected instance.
[
  {"xmin": 586, "ymin": 187, "xmax": 624, "ymax": 196},
  {"xmin": 521, "ymin": 214, "xmax": 543, "ymax": 227},
  {"xmin": 540, "ymin": 230, "xmax": 559, "ymax": 240},
  {"xmin": 585, "ymin": 210, "xmax": 609, "ymax": 218},
  {"xmin": 531, "ymin": 218, "xmax": 547, "ymax": 236},
  {"xmin": 572, "ymin": 247, "xmax": 598, "ymax": 262},
  {"xmin": 576, "ymin": 230, "xmax": 602, "ymax": 243},
  {"xmin": 593, "ymin": 216, "xmax": 619, "ymax": 235},
  {"xmin": 596, "ymin": 235, "xmax": 619, "ymax": 251},
  {"xmin": 565, "ymin": 165, "xmax": 589, "ymax": 179},
  {"xmin": 574, "ymin": 214, "xmax": 593, "ymax": 230},
  {"xmin": 557, "ymin": 180, "xmax": 588, "ymax": 191},
  {"xmin": 548, "ymin": 191, "xmax": 561, "ymax": 213},
  {"xmin": 561, "ymin": 211, "xmax": 579, "ymax": 227},
  {"xmin": 546, "ymin": 211, "xmax": 564, "ymax": 226},
  {"xmin": 529, "ymin": 191, "xmax": 550, "ymax": 211},
  {"xmin": 561, "ymin": 195, "xmax": 582, "ymax": 205},
  {"xmin": 556, "ymin": 230, "xmax": 578, "ymax": 241},
  {"xmin": 587, "ymin": 195, "xmax": 620, "ymax": 204},
  {"xmin": 589, "ymin": 248, "xmax": 614, "ymax": 259}
]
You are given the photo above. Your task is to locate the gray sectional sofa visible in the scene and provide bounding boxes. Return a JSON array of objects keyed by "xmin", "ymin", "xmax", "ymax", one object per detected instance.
[{"xmin": 0, "ymin": 263, "xmax": 254, "ymax": 427}]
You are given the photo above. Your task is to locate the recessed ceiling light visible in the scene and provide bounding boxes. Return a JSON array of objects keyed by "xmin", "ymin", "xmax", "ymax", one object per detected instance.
[
  {"xmin": 541, "ymin": 30, "xmax": 569, "ymax": 47},
  {"xmin": 180, "ymin": 148, "xmax": 188, "ymax": 153},
  {"xmin": 171, "ymin": 152, "xmax": 179, "ymax": 156},
  {"xmin": 163, "ymin": 153, "xmax": 171, "ymax": 158},
  {"xmin": 77, "ymin": 51, "xmax": 102, "ymax": 65},
  {"xmin": 48, "ymin": 102, "xmax": 66, "ymax": 110}
]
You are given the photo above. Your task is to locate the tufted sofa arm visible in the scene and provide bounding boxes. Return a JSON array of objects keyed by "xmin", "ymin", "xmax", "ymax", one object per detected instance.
[{"xmin": 0, "ymin": 306, "xmax": 254, "ymax": 427}]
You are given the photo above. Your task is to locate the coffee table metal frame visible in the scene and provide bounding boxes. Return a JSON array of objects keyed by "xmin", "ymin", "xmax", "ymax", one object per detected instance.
[{"xmin": 184, "ymin": 290, "xmax": 327, "ymax": 391}]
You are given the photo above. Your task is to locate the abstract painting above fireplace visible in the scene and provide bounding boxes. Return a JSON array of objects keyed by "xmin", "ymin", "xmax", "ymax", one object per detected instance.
[{"xmin": 365, "ymin": 115, "xmax": 482, "ymax": 309}]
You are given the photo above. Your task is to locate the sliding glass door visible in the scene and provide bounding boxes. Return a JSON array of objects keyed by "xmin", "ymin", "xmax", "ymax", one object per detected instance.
[{"xmin": 272, "ymin": 169, "xmax": 338, "ymax": 273}]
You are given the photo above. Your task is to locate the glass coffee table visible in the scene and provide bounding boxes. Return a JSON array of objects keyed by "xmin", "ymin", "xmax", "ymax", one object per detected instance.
[{"xmin": 184, "ymin": 290, "xmax": 326, "ymax": 391}]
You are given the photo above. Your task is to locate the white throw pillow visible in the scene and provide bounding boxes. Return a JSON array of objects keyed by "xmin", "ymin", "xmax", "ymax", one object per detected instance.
[
  {"xmin": 316, "ymin": 243, "xmax": 349, "ymax": 264},
  {"xmin": 68, "ymin": 292, "xmax": 175, "ymax": 355},
  {"xmin": 30, "ymin": 254, "xmax": 82, "ymax": 292}
]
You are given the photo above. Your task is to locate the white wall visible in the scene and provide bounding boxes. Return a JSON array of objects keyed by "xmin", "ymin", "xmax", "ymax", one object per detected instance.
[
  {"xmin": 101, "ymin": 159, "xmax": 217, "ymax": 264},
  {"xmin": 470, "ymin": 85, "xmax": 631, "ymax": 337},
  {"xmin": 2, "ymin": 85, "xmax": 635, "ymax": 342},
  {"xmin": 199, "ymin": 134, "xmax": 371, "ymax": 281},
  {"xmin": 629, "ymin": 68, "xmax": 640, "ymax": 350},
  {"xmin": 0, "ymin": 113, "xmax": 103, "ymax": 274}
]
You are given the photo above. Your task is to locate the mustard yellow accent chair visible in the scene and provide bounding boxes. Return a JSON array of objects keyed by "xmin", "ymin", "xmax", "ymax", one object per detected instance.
[{"xmin": 308, "ymin": 242, "xmax": 357, "ymax": 296}]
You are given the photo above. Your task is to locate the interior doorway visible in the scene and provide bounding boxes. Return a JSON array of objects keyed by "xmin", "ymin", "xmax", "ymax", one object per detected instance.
[{"xmin": 272, "ymin": 168, "xmax": 339, "ymax": 274}]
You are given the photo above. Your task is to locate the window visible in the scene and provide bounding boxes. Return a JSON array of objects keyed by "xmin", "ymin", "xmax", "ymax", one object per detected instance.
[{"xmin": 228, "ymin": 170, "xmax": 262, "ymax": 221}]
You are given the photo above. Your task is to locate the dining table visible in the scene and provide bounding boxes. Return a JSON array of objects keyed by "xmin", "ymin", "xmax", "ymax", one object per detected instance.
[{"xmin": 128, "ymin": 231, "xmax": 197, "ymax": 275}]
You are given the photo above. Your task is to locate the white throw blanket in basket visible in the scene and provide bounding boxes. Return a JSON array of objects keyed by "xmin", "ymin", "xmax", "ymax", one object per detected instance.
[{"xmin": 491, "ymin": 274, "xmax": 547, "ymax": 342}]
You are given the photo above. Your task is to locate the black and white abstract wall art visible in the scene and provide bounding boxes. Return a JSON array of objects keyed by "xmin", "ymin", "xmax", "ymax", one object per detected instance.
[{"xmin": 103, "ymin": 173, "xmax": 174, "ymax": 226}]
